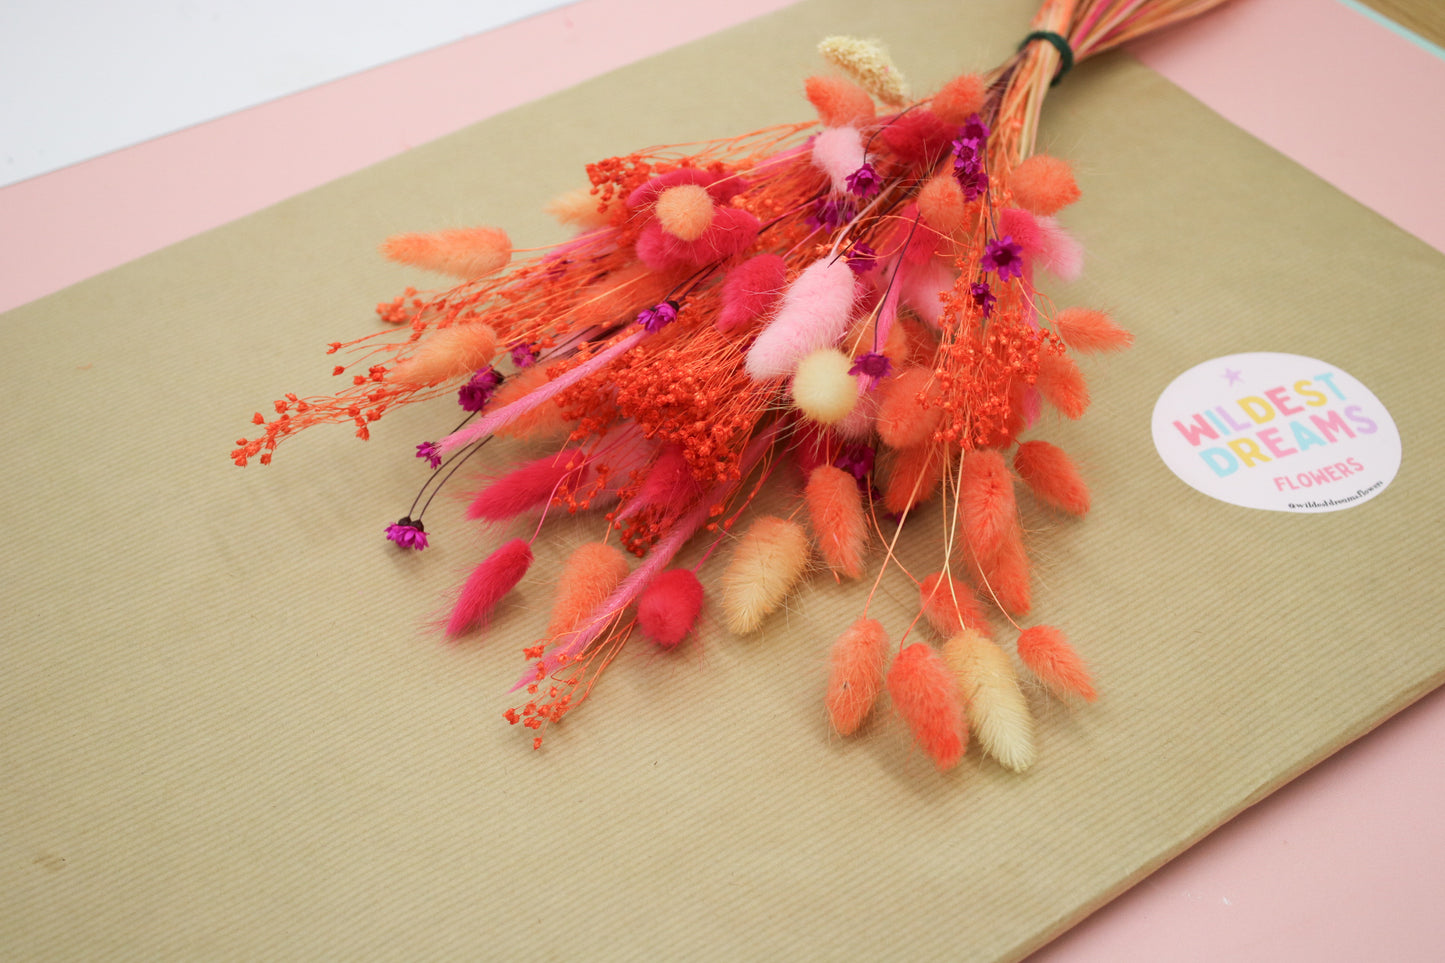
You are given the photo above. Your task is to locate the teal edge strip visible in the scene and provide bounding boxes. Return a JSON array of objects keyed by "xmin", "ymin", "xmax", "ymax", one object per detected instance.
[{"xmin": 1334, "ymin": 0, "xmax": 1445, "ymax": 61}]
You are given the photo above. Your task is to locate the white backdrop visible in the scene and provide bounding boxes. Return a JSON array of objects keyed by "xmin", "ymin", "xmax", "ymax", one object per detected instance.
[{"xmin": 0, "ymin": 0, "xmax": 569, "ymax": 186}]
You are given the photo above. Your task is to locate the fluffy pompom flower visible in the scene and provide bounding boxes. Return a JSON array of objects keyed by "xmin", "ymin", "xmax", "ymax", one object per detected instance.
[
  {"xmin": 943, "ymin": 629, "xmax": 1035, "ymax": 772},
  {"xmin": 745, "ymin": 258, "xmax": 858, "ymax": 381},
  {"xmin": 545, "ymin": 186, "xmax": 613, "ymax": 230},
  {"xmin": 1053, "ymin": 307, "xmax": 1133, "ymax": 353},
  {"xmin": 381, "ymin": 227, "xmax": 511, "ymax": 279},
  {"xmin": 826, "ymin": 618, "xmax": 890, "ymax": 735},
  {"xmin": 622, "ymin": 445, "xmax": 702, "ymax": 520},
  {"xmin": 696, "ymin": 207, "xmax": 763, "ymax": 262},
  {"xmin": 721, "ymin": 516, "xmax": 810, "ymax": 634},
  {"xmin": 1013, "ymin": 440, "xmax": 1090, "ymax": 515},
  {"xmin": 980, "ymin": 526, "xmax": 1031, "ymax": 616},
  {"xmin": 1036, "ymin": 349, "xmax": 1090, "ymax": 419},
  {"xmin": 654, "ymin": 184, "xmax": 715, "ymax": 241},
  {"xmin": 466, "ymin": 450, "xmax": 589, "ymax": 522},
  {"xmin": 930, "ymin": 73, "xmax": 986, "ymax": 124},
  {"xmin": 897, "ymin": 260, "xmax": 954, "ymax": 328},
  {"xmin": 1032, "ymin": 215, "xmax": 1084, "ymax": 281},
  {"xmin": 958, "ymin": 448, "xmax": 1017, "ymax": 562},
  {"xmin": 547, "ymin": 542, "xmax": 630, "ymax": 637},
  {"xmin": 1007, "ymin": 154, "xmax": 1081, "ymax": 216},
  {"xmin": 887, "ymin": 643, "xmax": 967, "ymax": 770},
  {"xmin": 818, "ymin": 36, "xmax": 908, "ymax": 106},
  {"xmin": 792, "ymin": 348, "xmax": 860, "ymax": 425},
  {"xmin": 881, "ymin": 442, "xmax": 945, "ymax": 515},
  {"xmin": 446, "ymin": 539, "xmax": 534, "ymax": 638},
  {"xmin": 919, "ymin": 572, "xmax": 989, "ymax": 638},
  {"xmin": 812, "ymin": 126, "xmax": 868, "ymax": 195},
  {"xmin": 804, "ymin": 75, "xmax": 876, "ymax": 127},
  {"xmin": 386, "ymin": 323, "xmax": 498, "ymax": 386},
  {"xmin": 806, "ymin": 465, "xmax": 868, "ymax": 579},
  {"xmin": 631, "ymin": 209, "xmax": 750, "ymax": 273},
  {"xmin": 878, "ymin": 110, "xmax": 955, "ymax": 167},
  {"xmin": 635, "ymin": 207, "xmax": 761, "ymax": 272},
  {"xmin": 626, "ymin": 167, "xmax": 747, "ymax": 208},
  {"xmin": 997, "ymin": 207, "xmax": 1082, "ymax": 281},
  {"xmin": 1017, "ymin": 625, "xmax": 1097, "ymax": 702},
  {"xmin": 917, "ymin": 173, "xmax": 968, "ymax": 234},
  {"xmin": 636, "ymin": 568, "xmax": 705, "ymax": 649},
  {"xmin": 876, "ymin": 367, "xmax": 943, "ymax": 449},
  {"xmin": 997, "ymin": 206, "xmax": 1043, "ymax": 253},
  {"xmin": 716, "ymin": 253, "xmax": 789, "ymax": 334}
]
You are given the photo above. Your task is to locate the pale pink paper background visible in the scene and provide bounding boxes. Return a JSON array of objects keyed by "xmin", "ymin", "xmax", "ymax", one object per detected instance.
[{"xmin": 3, "ymin": 0, "xmax": 1442, "ymax": 958}]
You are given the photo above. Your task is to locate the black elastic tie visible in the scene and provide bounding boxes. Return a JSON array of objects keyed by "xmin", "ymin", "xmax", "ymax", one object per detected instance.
[{"xmin": 1018, "ymin": 30, "xmax": 1074, "ymax": 87}]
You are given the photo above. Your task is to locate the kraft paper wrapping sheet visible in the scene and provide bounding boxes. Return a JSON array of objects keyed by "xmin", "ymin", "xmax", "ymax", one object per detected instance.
[{"xmin": 3, "ymin": 0, "xmax": 1443, "ymax": 958}]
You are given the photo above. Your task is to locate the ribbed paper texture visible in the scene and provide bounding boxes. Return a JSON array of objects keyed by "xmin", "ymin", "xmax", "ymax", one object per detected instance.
[{"xmin": 4, "ymin": 1, "xmax": 1442, "ymax": 959}]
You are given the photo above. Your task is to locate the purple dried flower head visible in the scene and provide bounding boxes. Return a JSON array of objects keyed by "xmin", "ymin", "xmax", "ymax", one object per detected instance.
[
  {"xmin": 958, "ymin": 113, "xmax": 991, "ymax": 145},
  {"xmin": 808, "ymin": 197, "xmax": 856, "ymax": 231},
  {"xmin": 636, "ymin": 300, "xmax": 679, "ymax": 334},
  {"xmin": 835, "ymin": 443, "xmax": 876, "ymax": 482},
  {"xmin": 954, "ymin": 165, "xmax": 988, "ymax": 201},
  {"xmin": 970, "ymin": 281, "xmax": 997, "ymax": 319},
  {"xmin": 385, "ymin": 517, "xmax": 429, "ymax": 550},
  {"xmin": 845, "ymin": 240, "xmax": 877, "ymax": 274},
  {"xmin": 982, "ymin": 236, "xmax": 1025, "ymax": 281},
  {"xmin": 849, "ymin": 351, "xmax": 893, "ymax": 387},
  {"xmin": 845, "ymin": 163, "xmax": 883, "ymax": 198},
  {"xmin": 952, "ymin": 139, "xmax": 982, "ymax": 172},
  {"xmin": 415, "ymin": 441, "xmax": 442, "ymax": 469},
  {"xmin": 458, "ymin": 366, "xmax": 503, "ymax": 411},
  {"xmin": 509, "ymin": 341, "xmax": 538, "ymax": 368}
]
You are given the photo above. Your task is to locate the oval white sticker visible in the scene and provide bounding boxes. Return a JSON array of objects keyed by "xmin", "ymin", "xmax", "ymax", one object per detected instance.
[{"xmin": 1151, "ymin": 353, "xmax": 1400, "ymax": 513}]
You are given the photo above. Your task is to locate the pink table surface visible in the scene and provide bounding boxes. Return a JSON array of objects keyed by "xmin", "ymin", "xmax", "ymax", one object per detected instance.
[{"xmin": 4, "ymin": 0, "xmax": 1442, "ymax": 959}]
